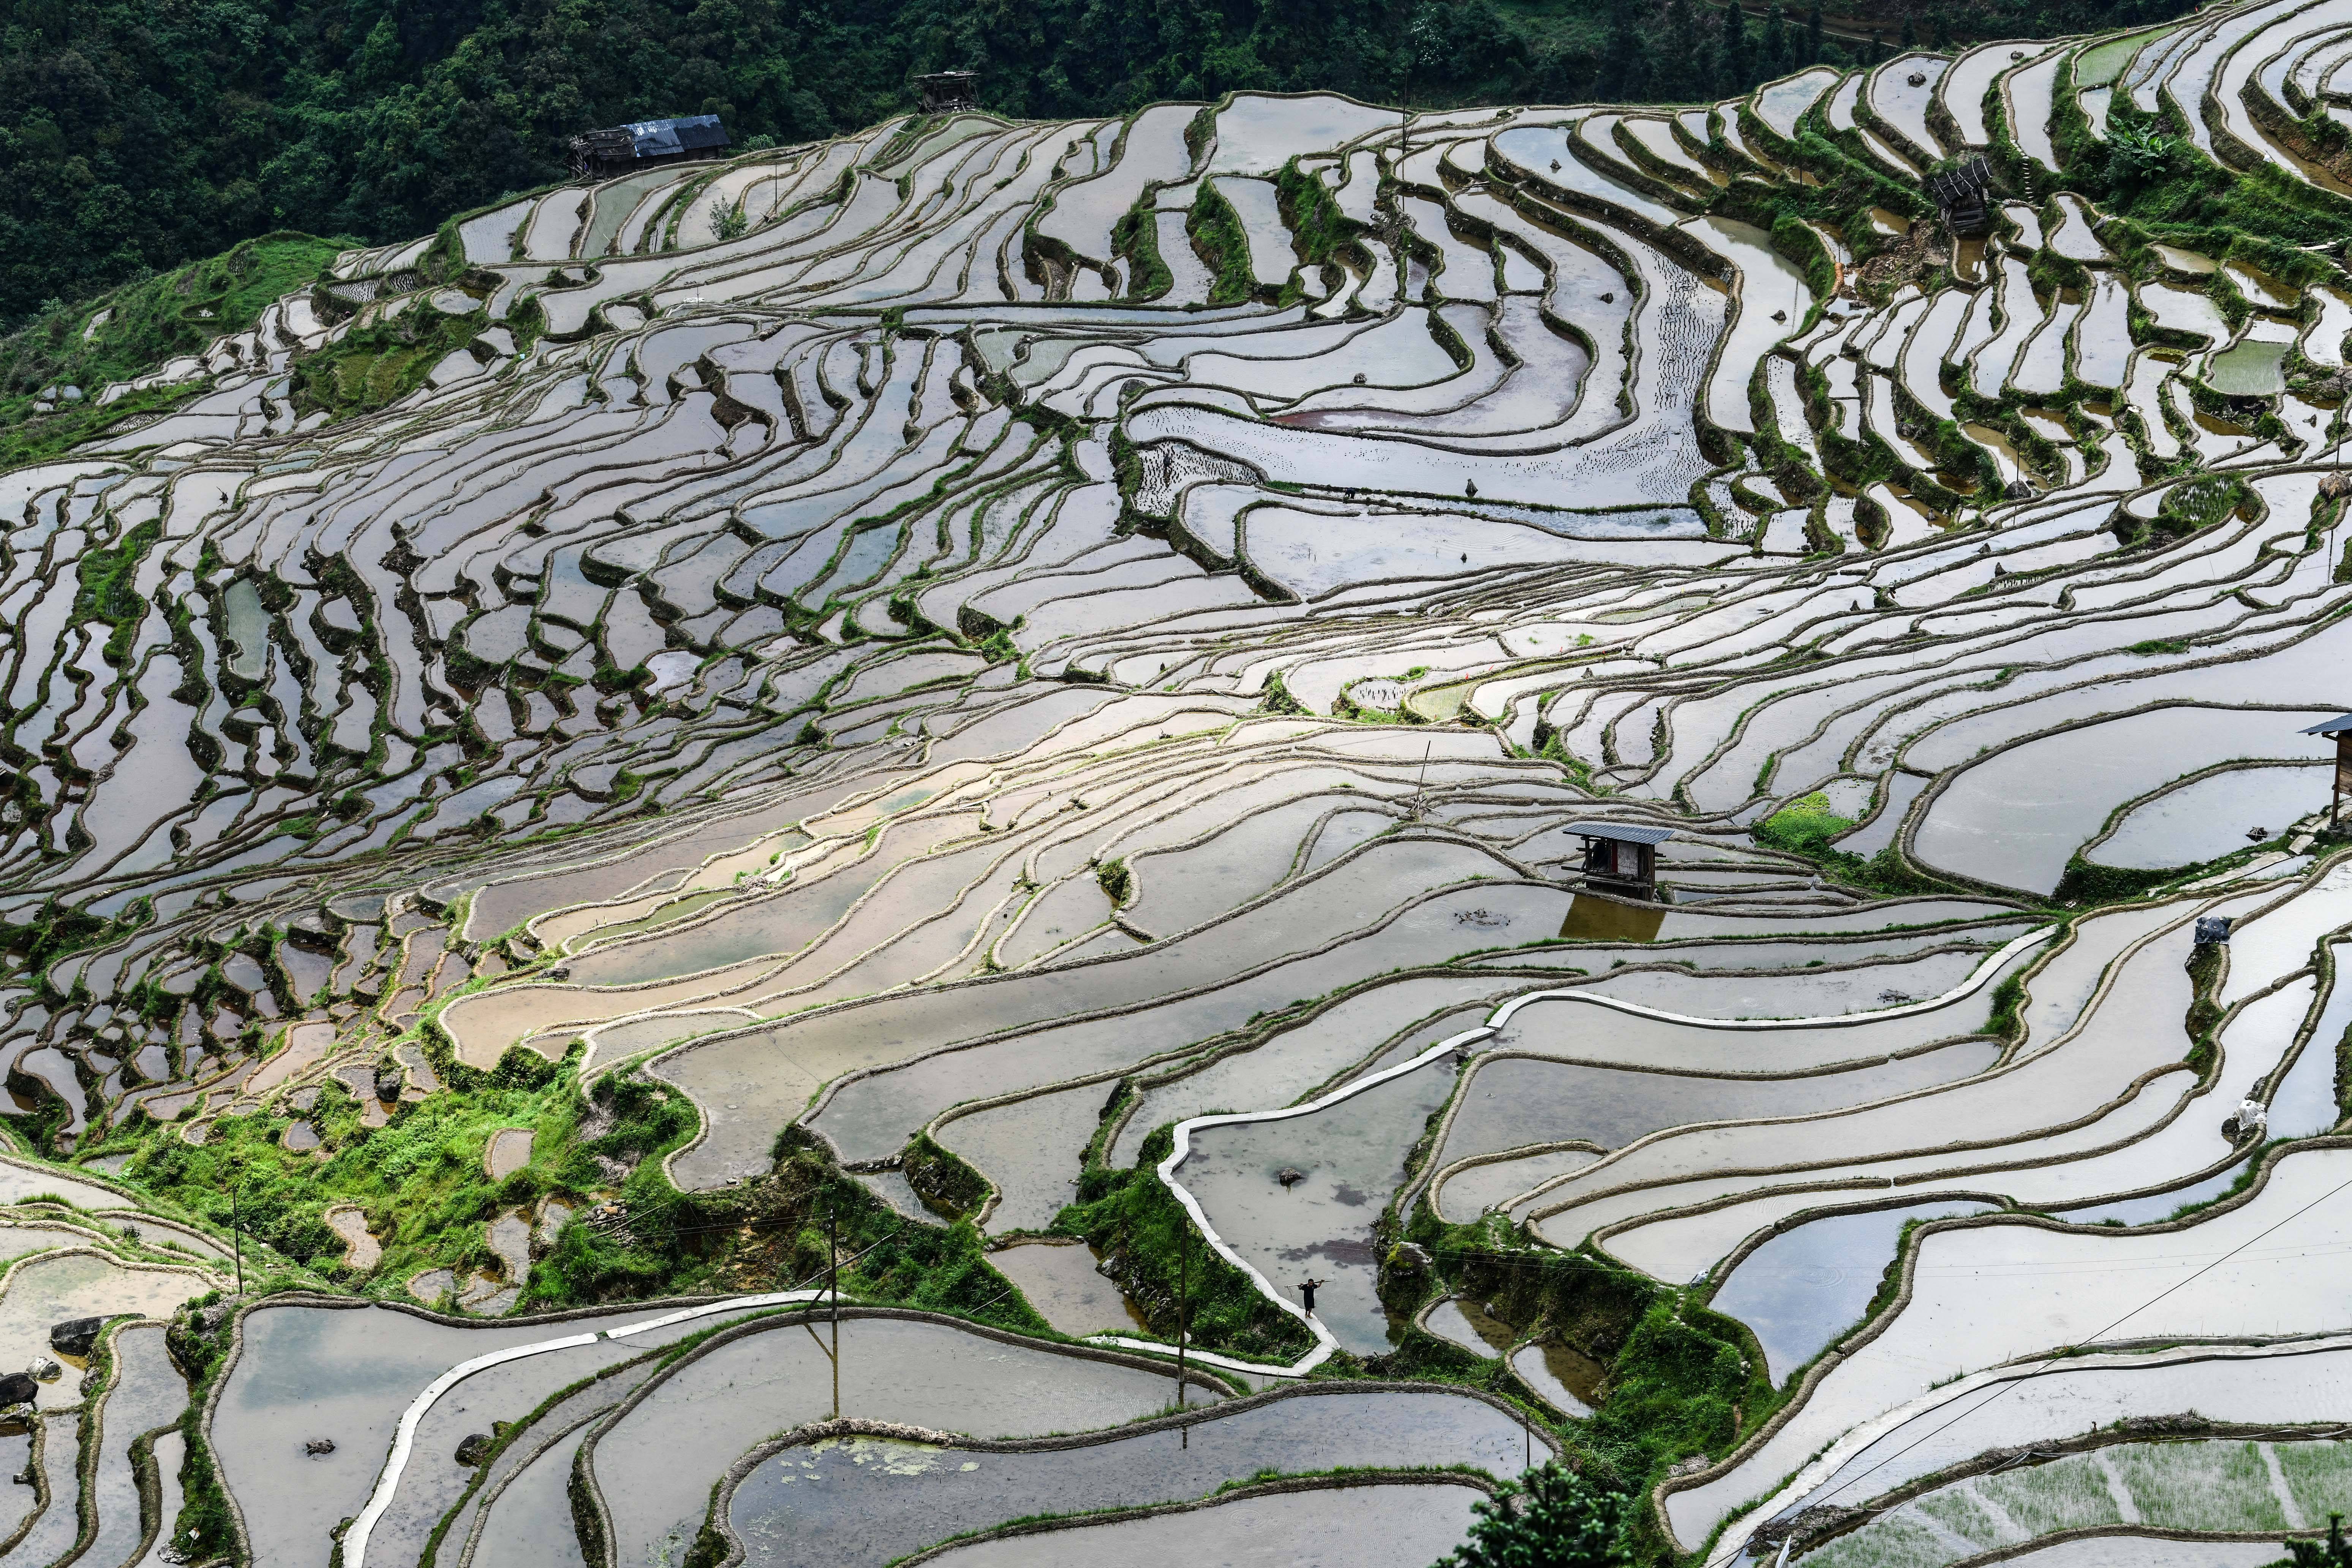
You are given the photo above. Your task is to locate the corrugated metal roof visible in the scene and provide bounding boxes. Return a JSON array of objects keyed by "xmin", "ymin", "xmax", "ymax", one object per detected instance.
[
  {"xmin": 621, "ymin": 115, "xmax": 731, "ymax": 159},
  {"xmin": 2300, "ymin": 714, "xmax": 2352, "ymax": 736},
  {"xmin": 1566, "ymin": 820, "xmax": 1674, "ymax": 845}
]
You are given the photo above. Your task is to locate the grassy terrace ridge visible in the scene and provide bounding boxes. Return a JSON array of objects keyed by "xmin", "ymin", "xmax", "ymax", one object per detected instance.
[
  {"xmin": 0, "ymin": 232, "xmax": 349, "ymax": 470},
  {"xmin": 72, "ymin": 1057, "xmax": 1043, "ymax": 1333}
]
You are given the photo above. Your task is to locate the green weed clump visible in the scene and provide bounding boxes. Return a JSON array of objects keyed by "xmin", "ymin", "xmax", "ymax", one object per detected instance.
[
  {"xmin": 1585, "ymin": 1301, "xmax": 1750, "ymax": 1476},
  {"xmin": 1274, "ymin": 156, "xmax": 1369, "ymax": 307},
  {"xmin": 2051, "ymin": 856, "xmax": 2177, "ymax": 905},
  {"xmin": 1395, "ymin": 1210, "xmax": 1765, "ymax": 1534},
  {"xmin": 73, "ymin": 518, "xmax": 164, "ymax": 670},
  {"xmin": 2336, "ymin": 994, "xmax": 2352, "ymax": 1124},
  {"xmin": 1184, "ymin": 179, "xmax": 1256, "ymax": 307},
  {"xmin": 901, "ymin": 1132, "xmax": 993, "ymax": 1220},
  {"xmin": 1754, "ymin": 791, "xmax": 1856, "ymax": 854},
  {"xmin": 1111, "ymin": 202, "xmax": 1173, "ymax": 302},
  {"xmin": 2156, "ymin": 474, "xmax": 2249, "ymax": 535},
  {"xmin": 164, "ymin": 1296, "xmax": 243, "ymax": 1563}
]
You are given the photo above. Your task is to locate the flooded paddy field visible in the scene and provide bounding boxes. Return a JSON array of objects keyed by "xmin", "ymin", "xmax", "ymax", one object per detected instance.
[
  {"xmin": 910, "ymin": 1478, "xmax": 1490, "ymax": 1566},
  {"xmin": 726, "ymin": 1385, "xmax": 1539, "ymax": 1565},
  {"xmin": 2, "ymin": 21, "xmax": 2351, "ymax": 1566}
]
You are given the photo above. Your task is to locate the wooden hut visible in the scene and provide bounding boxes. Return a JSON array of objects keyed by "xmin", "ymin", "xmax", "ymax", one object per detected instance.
[
  {"xmin": 915, "ymin": 72, "xmax": 981, "ymax": 113},
  {"xmin": 2303, "ymin": 713, "xmax": 2352, "ymax": 827},
  {"xmin": 567, "ymin": 115, "xmax": 732, "ymax": 182},
  {"xmin": 1566, "ymin": 820, "xmax": 1674, "ymax": 900}
]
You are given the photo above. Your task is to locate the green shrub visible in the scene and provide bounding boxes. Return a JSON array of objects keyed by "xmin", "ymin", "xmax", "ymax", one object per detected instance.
[
  {"xmin": 1439, "ymin": 1461, "xmax": 1633, "ymax": 1568},
  {"xmin": 2284, "ymin": 1514, "xmax": 2352, "ymax": 1567}
]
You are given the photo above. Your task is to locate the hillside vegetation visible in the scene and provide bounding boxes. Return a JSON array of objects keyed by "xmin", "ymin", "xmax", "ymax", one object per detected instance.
[
  {"xmin": 0, "ymin": 231, "xmax": 346, "ymax": 470},
  {"xmin": 6, "ymin": 0, "xmax": 2202, "ymax": 343}
]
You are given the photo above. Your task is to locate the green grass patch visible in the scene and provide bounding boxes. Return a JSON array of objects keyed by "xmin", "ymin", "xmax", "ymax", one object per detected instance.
[
  {"xmin": 291, "ymin": 303, "xmax": 486, "ymax": 420},
  {"xmin": 1184, "ymin": 180, "xmax": 1257, "ymax": 307},
  {"xmin": 1112, "ymin": 202, "xmax": 1173, "ymax": 302},
  {"xmin": 1, "ymin": 231, "xmax": 346, "ymax": 414},
  {"xmin": 111, "ymin": 1053, "xmax": 606, "ymax": 1284},
  {"xmin": 0, "ymin": 383, "xmax": 207, "ymax": 478},
  {"xmin": 73, "ymin": 518, "xmax": 164, "ymax": 671},
  {"xmin": 1754, "ymin": 791, "xmax": 1857, "ymax": 854}
]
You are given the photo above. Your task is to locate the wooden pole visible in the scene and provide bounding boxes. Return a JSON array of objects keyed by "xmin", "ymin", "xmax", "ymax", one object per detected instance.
[
  {"xmin": 1400, "ymin": 38, "xmax": 1411, "ymax": 163},
  {"xmin": 828, "ymin": 1208, "xmax": 840, "ymax": 1421},
  {"xmin": 1174, "ymin": 1228, "xmax": 1188, "ymax": 1412},
  {"xmin": 2336, "ymin": 734, "xmax": 2348, "ymax": 830},
  {"xmin": 231, "ymin": 1175, "xmax": 243, "ymax": 1296}
]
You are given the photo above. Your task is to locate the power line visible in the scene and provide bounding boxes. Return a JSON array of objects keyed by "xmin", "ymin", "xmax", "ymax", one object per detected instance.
[{"xmin": 1750, "ymin": 1165, "xmax": 2352, "ymax": 1544}]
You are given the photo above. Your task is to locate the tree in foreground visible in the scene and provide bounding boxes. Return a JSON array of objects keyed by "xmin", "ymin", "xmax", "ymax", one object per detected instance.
[
  {"xmin": 2285, "ymin": 1515, "xmax": 2352, "ymax": 1567},
  {"xmin": 1440, "ymin": 1460, "xmax": 1632, "ymax": 1568}
]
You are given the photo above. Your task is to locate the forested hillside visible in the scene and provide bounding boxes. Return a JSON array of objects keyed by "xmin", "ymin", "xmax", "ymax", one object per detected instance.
[{"xmin": 5, "ymin": 0, "xmax": 2200, "ymax": 337}]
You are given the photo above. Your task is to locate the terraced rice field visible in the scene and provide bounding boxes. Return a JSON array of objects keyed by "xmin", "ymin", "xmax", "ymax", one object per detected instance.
[{"xmin": 2, "ymin": 20, "xmax": 2352, "ymax": 1566}]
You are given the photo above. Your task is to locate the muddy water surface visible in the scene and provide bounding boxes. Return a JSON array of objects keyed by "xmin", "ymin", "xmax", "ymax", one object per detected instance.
[
  {"xmin": 1181, "ymin": 1054, "xmax": 1461, "ymax": 1354},
  {"xmin": 729, "ymin": 1389, "xmax": 1533, "ymax": 1566},
  {"xmin": 593, "ymin": 1315, "xmax": 1199, "ymax": 1568},
  {"xmin": 1710, "ymin": 1200, "xmax": 2000, "ymax": 1381},
  {"xmin": 209, "ymin": 1302, "xmax": 681, "ymax": 1566},
  {"xmin": 912, "ymin": 1479, "xmax": 1487, "ymax": 1567}
]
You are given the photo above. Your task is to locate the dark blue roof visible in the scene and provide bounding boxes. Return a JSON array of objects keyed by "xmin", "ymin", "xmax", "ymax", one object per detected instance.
[
  {"xmin": 621, "ymin": 115, "xmax": 730, "ymax": 159},
  {"xmin": 2301, "ymin": 714, "xmax": 2352, "ymax": 735},
  {"xmin": 1566, "ymin": 820, "xmax": 1674, "ymax": 845}
]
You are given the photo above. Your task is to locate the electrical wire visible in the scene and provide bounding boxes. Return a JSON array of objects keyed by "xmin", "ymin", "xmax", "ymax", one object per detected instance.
[{"xmin": 1743, "ymin": 1162, "xmax": 2352, "ymax": 1543}]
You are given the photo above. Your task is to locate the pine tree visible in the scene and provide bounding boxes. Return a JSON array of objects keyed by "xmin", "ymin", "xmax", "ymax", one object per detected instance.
[
  {"xmin": 1602, "ymin": 0, "xmax": 1649, "ymax": 100},
  {"xmin": 1900, "ymin": 13, "xmax": 1919, "ymax": 50},
  {"xmin": 1720, "ymin": 1, "xmax": 1753, "ymax": 95},
  {"xmin": 1806, "ymin": 0, "xmax": 1824, "ymax": 63},
  {"xmin": 1662, "ymin": 0, "xmax": 1704, "ymax": 99},
  {"xmin": 2284, "ymin": 1516, "xmax": 2352, "ymax": 1568},
  {"xmin": 1763, "ymin": 3, "xmax": 1788, "ymax": 77}
]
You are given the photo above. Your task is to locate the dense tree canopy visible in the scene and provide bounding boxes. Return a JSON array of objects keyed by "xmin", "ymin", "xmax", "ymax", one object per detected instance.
[{"xmin": 2, "ymin": 0, "xmax": 2206, "ymax": 332}]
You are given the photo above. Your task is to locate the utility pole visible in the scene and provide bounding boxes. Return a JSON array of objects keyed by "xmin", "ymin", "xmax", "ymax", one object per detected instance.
[
  {"xmin": 828, "ymin": 1207, "xmax": 841, "ymax": 1421},
  {"xmin": 1399, "ymin": 9, "xmax": 1416, "ymax": 163},
  {"xmin": 1174, "ymin": 1227, "xmax": 1189, "ymax": 1412}
]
